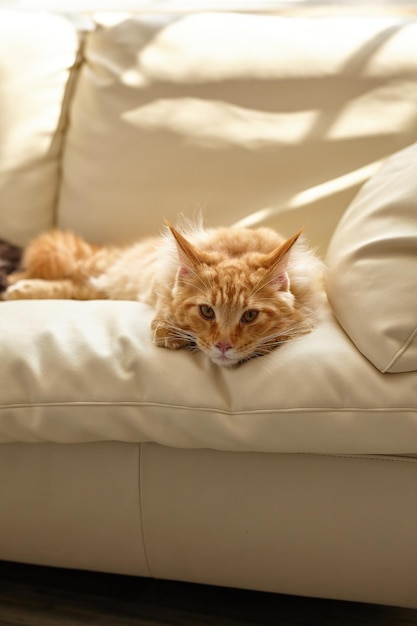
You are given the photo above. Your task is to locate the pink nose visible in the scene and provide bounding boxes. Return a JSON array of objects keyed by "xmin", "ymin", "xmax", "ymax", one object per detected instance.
[{"xmin": 216, "ymin": 342, "xmax": 232, "ymax": 354}]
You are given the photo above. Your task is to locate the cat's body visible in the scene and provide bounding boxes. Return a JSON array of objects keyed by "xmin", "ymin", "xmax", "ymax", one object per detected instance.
[{"xmin": 3, "ymin": 223, "xmax": 324, "ymax": 367}]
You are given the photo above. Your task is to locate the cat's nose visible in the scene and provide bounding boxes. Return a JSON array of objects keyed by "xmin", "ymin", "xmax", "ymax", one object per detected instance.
[{"xmin": 216, "ymin": 342, "xmax": 232, "ymax": 354}]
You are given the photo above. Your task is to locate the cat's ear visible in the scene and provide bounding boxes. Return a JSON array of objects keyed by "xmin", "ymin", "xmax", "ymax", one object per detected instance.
[
  {"xmin": 165, "ymin": 221, "xmax": 202, "ymax": 276},
  {"xmin": 262, "ymin": 228, "xmax": 303, "ymax": 291}
]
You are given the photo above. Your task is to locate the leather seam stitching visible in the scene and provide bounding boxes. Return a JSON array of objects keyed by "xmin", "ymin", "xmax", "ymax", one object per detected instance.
[
  {"xmin": 138, "ymin": 443, "xmax": 153, "ymax": 578},
  {"xmin": 382, "ymin": 323, "xmax": 417, "ymax": 373}
]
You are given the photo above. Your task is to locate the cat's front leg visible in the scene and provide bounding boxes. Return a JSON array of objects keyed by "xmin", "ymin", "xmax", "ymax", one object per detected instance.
[{"xmin": 151, "ymin": 316, "xmax": 194, "ymax": 350}]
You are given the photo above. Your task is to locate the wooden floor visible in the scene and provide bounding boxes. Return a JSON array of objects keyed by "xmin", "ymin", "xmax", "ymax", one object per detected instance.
[{"xmin": 0, "ymin": 561, "xmax": 416, "ymax": 626}]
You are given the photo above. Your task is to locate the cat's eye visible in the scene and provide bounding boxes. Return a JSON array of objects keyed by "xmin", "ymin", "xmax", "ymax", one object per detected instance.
[
  {"xmin": 241, "ymin": 309, "xmax": 259, "ymax": 324},
  {"xmin": 199, "ymin": 305, "xmax": 215, "ymax": 320}
]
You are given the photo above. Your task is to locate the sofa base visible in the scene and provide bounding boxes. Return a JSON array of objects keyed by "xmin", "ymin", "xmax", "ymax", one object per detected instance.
[{"xmin": 0, "ymin": 442, "xmax": 416, "ymax": 608}]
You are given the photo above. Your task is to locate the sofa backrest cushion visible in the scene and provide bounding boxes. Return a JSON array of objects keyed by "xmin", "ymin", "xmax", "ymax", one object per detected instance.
[
  {"xmin": 326, "ymin": 143, "xmax": 417, "ymax": 373},
  {"xmin": 0, "ymin": 10, "xmax": 79, "ymax": 245},
  {"xmin": 56, "ymin": 13, "xmax": 417, "ymax": 254}
]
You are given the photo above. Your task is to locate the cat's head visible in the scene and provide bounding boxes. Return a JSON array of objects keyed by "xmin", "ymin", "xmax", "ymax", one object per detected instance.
[{"xmin": 168, "ymin": 224, "xmax": 308, "ymax": 367}]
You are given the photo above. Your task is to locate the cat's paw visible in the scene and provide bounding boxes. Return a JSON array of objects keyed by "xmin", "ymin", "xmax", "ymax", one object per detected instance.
[
  {"xmin": 3, "ymin": 279, "xmax": 39, "ymax": 300},
  {"xmin": 151, "ymin": 319, "xmax": 192, "ymax": 350}
]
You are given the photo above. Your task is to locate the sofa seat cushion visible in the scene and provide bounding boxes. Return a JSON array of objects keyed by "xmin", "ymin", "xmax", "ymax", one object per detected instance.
[
  {"xmin": 0, "ymin": 300, "xmax": 415, "ymax": 453},
  {"xmin": 326, "ymin": 143, "xmax": 417, "ymax": 373}
]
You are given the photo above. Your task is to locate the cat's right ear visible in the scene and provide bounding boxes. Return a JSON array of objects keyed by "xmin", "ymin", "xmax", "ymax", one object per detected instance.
[{"xmin": 165, "ymin": 221, "xmax": 201, "ymax": 276}]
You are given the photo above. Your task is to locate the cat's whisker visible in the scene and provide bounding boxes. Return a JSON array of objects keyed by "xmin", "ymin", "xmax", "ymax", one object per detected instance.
[
  {"xmin": 249, "ymin": 272, "xmax": 284, "ymax": 298},
  {"xmin": 154, "ymin": 321, "xmax": 196, "ymax": 344},
  {"xmin": 251, "ymin": 319, "xmax": 314, "ymax": 355},
  {"xmin": 285, "ymin": 318, "xmax": 315, "ymax": 335}
]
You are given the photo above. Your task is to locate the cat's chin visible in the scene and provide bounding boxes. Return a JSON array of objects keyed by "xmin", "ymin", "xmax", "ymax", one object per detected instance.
[
  {"xmin": 212, "ymin": 358, "xmax": 240, "ymax": 368},
  {"xmin": 208, "ymin": 351, "xmax": 243, "ymax": 368}
]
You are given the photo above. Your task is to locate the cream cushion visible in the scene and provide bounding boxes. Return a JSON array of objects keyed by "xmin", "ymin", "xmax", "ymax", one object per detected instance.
[
  {"xmin": 0, "ymin": 11, "xmax": 78, "ymax": 245},
  {"xmin": 326, "ymin": 143, "xmax": 417, "ymax": 373},
  {"xmin": 1, "ymin": 300, "xmax": 416, "ymax": 453},
  {"xmin": 57, "ymin": 14, "xmax": 417, "ymax": 254}
]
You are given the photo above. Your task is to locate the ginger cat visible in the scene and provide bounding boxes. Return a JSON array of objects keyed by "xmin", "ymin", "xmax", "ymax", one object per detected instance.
[{"xmin": 3, "ymin": 222, "xmax": 324, "ymax": 367}]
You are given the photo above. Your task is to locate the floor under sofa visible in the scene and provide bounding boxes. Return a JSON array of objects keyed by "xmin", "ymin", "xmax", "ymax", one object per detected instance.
[{"xmin": 0, "ymin": 561, "xmax": 416, "ymax": 626}]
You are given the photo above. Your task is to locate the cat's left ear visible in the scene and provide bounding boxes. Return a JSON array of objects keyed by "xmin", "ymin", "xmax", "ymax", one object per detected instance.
[
  {"xmin": 262, "ymin": 228, "xmax": 303, "ymax": 291},
  {"xmin": 165, "ymin": 221, "xmax": 202, "ymax": 276}
]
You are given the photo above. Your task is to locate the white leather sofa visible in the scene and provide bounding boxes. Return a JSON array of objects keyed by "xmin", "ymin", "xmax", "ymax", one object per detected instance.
[{"xmin": 0, "ymin": 8, "xmax": 416, "ymax": 609}]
